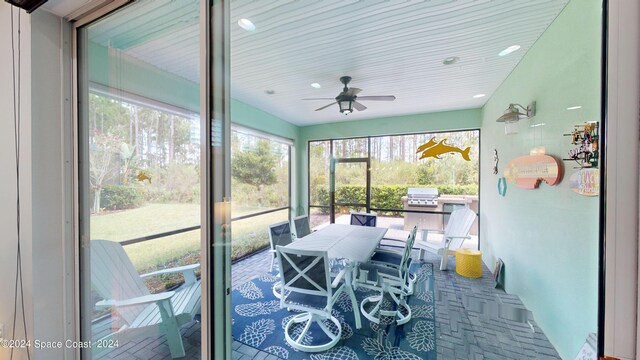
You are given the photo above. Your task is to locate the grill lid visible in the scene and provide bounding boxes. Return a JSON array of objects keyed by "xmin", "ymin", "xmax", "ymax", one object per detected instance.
[
  {"xmin": 408, "ymin": 187, "xmax": 438, "ymax": 198},
  {"xmin": 407, "ymin": 187, "xmax": 439, "ymax": 207}
]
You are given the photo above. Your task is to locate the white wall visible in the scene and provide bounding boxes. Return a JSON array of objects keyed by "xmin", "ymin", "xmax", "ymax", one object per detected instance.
[
  {"xmin": 0, "ymin": 5, "xmax": 34, "ymax": 360},
  {"xmin": 30, "ymin": 8, "xmax": 75, "ymax": 360},
  {"xmin": 0, "ymin": 4, "xmax": 73, "ymax": 360}
]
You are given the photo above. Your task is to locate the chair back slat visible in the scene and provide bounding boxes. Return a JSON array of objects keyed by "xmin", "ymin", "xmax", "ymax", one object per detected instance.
[
  {"xmin": 269, "ymin": 221, "xmax": 293, "ymax": 250},
  {"xmin": 350, "ymin": 212, "xmax": 377, "ymax": 227},
  {"xmin": 293, "ymin": 215, "xmax": 312, "ymax": 239},
  {"xmin": 443, "ymin": 208, "xmax": 476, "ymax": 249},
  {"xmin": 277, "ymin": 246, "xmax": 331, "ymax": 300},
  {"xmin": 91, "ymin": 240, "xmax": 150, "ymax": 324},
  {"xmin": 399, "ymin": 226, "xmax": 418, "ymax": 279}
]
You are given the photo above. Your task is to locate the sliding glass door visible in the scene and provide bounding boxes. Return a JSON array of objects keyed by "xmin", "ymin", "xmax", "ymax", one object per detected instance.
[
  {"xmin": 77, "ymin": 1, "xmax": 204, "ymax": 357},
  {"xmin": 76, "ymin": 0, "xmax": 231, "ymax": 358}
]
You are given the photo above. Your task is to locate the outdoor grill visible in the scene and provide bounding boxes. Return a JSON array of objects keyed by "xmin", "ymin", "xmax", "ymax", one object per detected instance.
[{"xmin": 407, "ymin": 187, "xmax": 438, "ymax": 207}]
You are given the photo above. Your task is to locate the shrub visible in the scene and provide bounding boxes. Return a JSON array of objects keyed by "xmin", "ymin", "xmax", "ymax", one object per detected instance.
[
  {"xmin": 231, "ymin": 182, "xmax": 289, "ymax": 210},
  {"xmin": 314, "ymin": 187, "xmax": 330, "ymax": 207},
  {"xmin": 310, "ymin": 183, "xmax": 478, "ymax": 215},
  {"xmin": 371, "ymin": 185, "xmax": 408, "ymax": 215},
  {"xmin": 145, "ymin": 163, "xmax": 200, "ymax": 203},
  {"xmin": 101, "ymin": 185, "xmax": 145, "ymax": 210}
]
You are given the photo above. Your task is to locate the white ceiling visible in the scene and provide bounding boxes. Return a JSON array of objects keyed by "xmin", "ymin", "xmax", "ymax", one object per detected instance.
[
  {"xmin": 230, "ymin": 0, "xmax": 569, "ymax": 125},
  {"xmin": 67, "ymin": 0, "xmax": 570, "ymax": 126}
]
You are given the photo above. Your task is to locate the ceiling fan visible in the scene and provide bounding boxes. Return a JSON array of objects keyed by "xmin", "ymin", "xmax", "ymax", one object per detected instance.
[{"xmin": 302, "ymin": 76, "xmax": 396, "ymax": 115}]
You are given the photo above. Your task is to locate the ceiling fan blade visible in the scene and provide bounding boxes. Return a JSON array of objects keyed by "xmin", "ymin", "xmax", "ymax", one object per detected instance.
[
  {"xmin": 315, "ymin": 102, "xmax": 337, "ymax": 111},
  {"xmin": 353, "ymin": 101, "xmax": 367, "ymax": 111},
  {"xmin": 346, "ymin": 87, "xmax": 362, "ymax": 96},
  {"xmin": 356, "ymin": 95, "xmax": 396, "ymax": 101},
  {"xmin": 302, "ymin": 97, "xmax": 336, "ymax": 100}
]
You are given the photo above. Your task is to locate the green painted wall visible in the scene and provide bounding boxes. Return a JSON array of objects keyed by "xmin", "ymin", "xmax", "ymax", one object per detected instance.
[
  {"xmin": 297, "ymin": 109, "xmax": 482, "ymax": 211},
  {"xmin": 88, "ymin": 41, "xmax": 200, "ymax": 113},
  {"xmin": 231, "ymin": 99, "xmax": 300, "ymax": 141},
  {"xmin": 479, "ymin": 0, "xmax": 601, "ymax": 358}
]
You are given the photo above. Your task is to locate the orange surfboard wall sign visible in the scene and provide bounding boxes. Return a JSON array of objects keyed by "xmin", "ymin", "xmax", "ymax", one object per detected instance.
[{"xmin": 504, "ymin": 155, "xmax": 562, "ymax": 189}]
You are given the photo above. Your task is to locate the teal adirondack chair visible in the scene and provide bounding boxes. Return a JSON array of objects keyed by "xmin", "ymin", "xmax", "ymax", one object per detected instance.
[{"xmin": 91, "ymin": 240, "xmax": 201, "ymax": 358}]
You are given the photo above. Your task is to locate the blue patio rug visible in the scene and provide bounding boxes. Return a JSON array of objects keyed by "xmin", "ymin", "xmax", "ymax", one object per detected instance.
[{"xmin": 231, "ymin": 261, "xmax": 436, "ymax": 360}]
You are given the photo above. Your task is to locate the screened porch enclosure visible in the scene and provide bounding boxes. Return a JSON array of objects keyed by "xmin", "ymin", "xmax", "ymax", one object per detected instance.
[
  {"xmin": 308, "ymin": 131, "xmax": 480, "ymax": 249},
  {"xmin": 76, "ymin": 0, "xmax": 602, "ymax": 358}
]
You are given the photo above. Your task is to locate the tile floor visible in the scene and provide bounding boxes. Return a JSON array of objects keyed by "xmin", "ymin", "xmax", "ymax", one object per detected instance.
[{"xmin": 94, "ymin": 246, "xmax": 562, "ymax": 359}]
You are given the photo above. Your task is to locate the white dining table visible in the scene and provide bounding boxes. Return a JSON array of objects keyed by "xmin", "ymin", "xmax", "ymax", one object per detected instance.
[{"xmin": 285, "ymin": 223, "xmax": 388, "ymax": 328}]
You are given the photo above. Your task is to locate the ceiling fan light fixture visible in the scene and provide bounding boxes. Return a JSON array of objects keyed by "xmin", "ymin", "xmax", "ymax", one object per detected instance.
[
  {"xmin": 302, "ymin": 75, "xmax": 396, "ymax": 114},
  {"xmin": 339, "ymin": 100, "xmax": 353, "ymax": 115}
]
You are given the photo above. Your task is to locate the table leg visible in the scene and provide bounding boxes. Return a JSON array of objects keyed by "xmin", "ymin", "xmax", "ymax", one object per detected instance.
[{"xmin": 343, "ymin": 261, "xmax": 362, "ymax": 329}]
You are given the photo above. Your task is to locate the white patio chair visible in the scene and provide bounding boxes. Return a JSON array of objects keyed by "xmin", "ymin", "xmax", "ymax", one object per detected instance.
[
  {"xmin": 276, "ymin": 245, "xmax": 356, "ymax": 352},
  {"xmin": 91, "ymin": 240, "xmax": 201, "ymax": 359},
  {"xmin": 268, "ymin": 220, "xmax": 294, "ymax": 270},
  {"xmin": 350, "ymin": 212, "xmax": 377, "ymax": 227},
  {"xmin": 355, "ymin": 227, "xmax": 417, "ymax": 325},
  {"xmin": 292, "ymin": 214, "xmax": 312, "ymax": 239},
  {"xmin": 268, "ymin": 221, "xmax": 294, "ymax": 298},
  {"xmin": 368, "ymin": 225, "xmax": 418, "ymax": 295},
  {"xmin": 418, "ymin": 207, "xmax": 476, "ymax": 270}
]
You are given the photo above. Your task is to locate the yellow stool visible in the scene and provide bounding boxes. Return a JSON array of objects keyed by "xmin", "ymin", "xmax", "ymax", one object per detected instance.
[{"xmin": 455, "ymin": 248, "xmax": 482, "ymax": 278}]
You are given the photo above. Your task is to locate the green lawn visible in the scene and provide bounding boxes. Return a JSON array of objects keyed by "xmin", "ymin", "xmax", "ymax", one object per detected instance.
[
  {"xmin": 230, "ymin": 209, "xmax": 288, "ymax": 259},
  {"xmin": 90, "ymin": 203, "xmax": 287, "ymax": 273},
  {"xmin": 91, "ymin": 203, "xmax": 200, "ymax": 241}
]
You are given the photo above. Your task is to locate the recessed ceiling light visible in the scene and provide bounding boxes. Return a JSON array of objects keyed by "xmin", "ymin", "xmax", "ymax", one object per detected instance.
[
  {"xmin": 265, "ymin": 89, "xmax": 275, "ymax": 95},
  {"xmin": 310, "ymin": 83, "xmax": 321, "ymax": 89},
  {"xmin": 238, "ymin": 18, "xmax": 256, "ymax": 31},
  {"xmin": 567, "ymin": 105, "xmax": 582, "ymax": 110},
  {"xmin": 443, "ymin": 56, "xmax": 460, "ymax": 65},
  {"xmin": 498, "ymin": 45, "xmax": 521, "ymax": 56},
  {"xmin": 473, "ymin": 94, "xmax": 486, "ymax": 99}
]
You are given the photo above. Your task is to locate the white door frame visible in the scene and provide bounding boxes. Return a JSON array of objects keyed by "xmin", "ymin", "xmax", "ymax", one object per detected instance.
[
  {"xmin": 71, "ymin": 0, "xmax": 231, "ymax": 358},
  {"xmin": 603, "ymin": 0, "xmax": 639, "ymax": 358},
  {"xmin": 200, "ymin": 0, "xmax": 232, "ymax": 358}
]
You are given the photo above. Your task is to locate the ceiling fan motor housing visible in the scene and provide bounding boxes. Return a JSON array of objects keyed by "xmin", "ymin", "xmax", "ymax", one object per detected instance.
[
  {"xmin": 340, "ymin": 76, "xmax": 352, "ymax": 94},
  {"xmin": 340, "ymin": 76, "xmax": 352, "ymax": 85},
  {"xmin": 335, "ymin": 94, "xmax": 356, "ymax": 101}
]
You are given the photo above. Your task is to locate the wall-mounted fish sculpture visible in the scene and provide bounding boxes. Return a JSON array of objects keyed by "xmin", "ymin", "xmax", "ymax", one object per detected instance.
[{"xmin": 416, "ymin": 138, "xmax": 471, "ymax": 161}]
